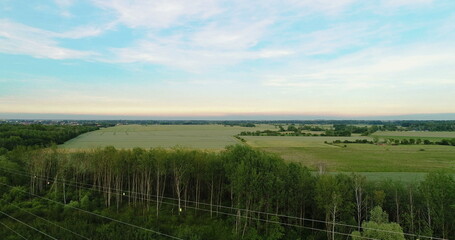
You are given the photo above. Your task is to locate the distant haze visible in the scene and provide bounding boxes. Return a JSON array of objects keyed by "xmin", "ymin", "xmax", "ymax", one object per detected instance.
[{"xmin": 1, "ymin": 113, "xmax": 454, "ymax": 121}]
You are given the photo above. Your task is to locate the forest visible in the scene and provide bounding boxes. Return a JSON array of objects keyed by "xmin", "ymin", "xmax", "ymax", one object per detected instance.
[
  {"xmin": 0, "ymin": 124, "xmax": 99, "ymax": 151},
  {"xmin": 0, "ymin": 145, "xmax": 454, "ymax": 240}
]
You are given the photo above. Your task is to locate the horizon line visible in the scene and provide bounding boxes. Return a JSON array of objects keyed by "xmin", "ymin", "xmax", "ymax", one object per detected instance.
[{"xmin": 1, "ymin": 112, "xmax": 455, "ymax": 121}]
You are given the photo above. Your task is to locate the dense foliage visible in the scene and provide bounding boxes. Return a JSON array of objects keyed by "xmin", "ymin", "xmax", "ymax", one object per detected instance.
[
  {"xmin": 0, "ymin": 124, "xmax": 99, "ymax": 150},
  {"xmin": 0, "ymin": 145, "xmax": 454, "ymax": 239}
]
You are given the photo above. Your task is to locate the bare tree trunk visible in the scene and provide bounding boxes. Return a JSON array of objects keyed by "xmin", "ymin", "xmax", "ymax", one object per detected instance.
[
  {"xmin": 159, "ymin": 175, "xmax": 166, "ymax": 210},
  {"xmin": 235, "ymin": 209, "xmax": 240, "ymax": 235},
  {"xmin": 353, "ymin": 174, "xmax": 364, "ymax": 231},
  {"xmin": 210, "ymin": 178, "xmax": 214, "ymax": 218},
  {"xmin": 156, "ymin": 169, "xmax": 160, "ymax": 217},
  {"xmin": 63, "ymin": 180, "xmax": 66, "ymax": 204},
  {"xmin": 331, "ymin": 205, "xmax": 337, "ymax": 240},
  {"xmin": 184, "ymin": 185, "xmax": 188, "ymax": 210},
  {"xmin": 241, "ymin": 208, "xmax": 249, "ymax": 238},
  {"xmin": 176, "ymin": 174, "xmax": 182, "ymax": 215}
]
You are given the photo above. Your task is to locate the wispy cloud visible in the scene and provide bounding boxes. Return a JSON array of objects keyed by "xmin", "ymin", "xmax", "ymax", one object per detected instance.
[
  {"xmin": 110, "ymin": 41, "xmax": 293, "ymax": 71},
  {"xmin": 56, "ymin": 23, "xmax": 115, "ymax": 39},
  {"xmin": 0, "ymin": 19, "xmax": 96, "ymax": 59},
  {"xmin": 262, "ymin": 43, "xmax": 455, "ymax": 90},
  {"xmin": 92, "ymin": 0, "xmax": 222, "ymax": 29},
  {"xmin": 189, "ymin": 20, "xmax": 271, "ymax": 50},
  {"xmin": 107, "ymin": 17, "xmax": 293, "ymax": 70},
  {"xmin": 381, "ymin": 0, "xmax": 433, "ymax": 8}
]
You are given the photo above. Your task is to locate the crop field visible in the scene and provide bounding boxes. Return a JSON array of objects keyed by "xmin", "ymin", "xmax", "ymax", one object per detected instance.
[
  {"xmin": 243, "ymin": 136, "xmax": 455, "ymax": 173},
  {"xmin": 372, "ymin": 131, "xmax": 455, "ymax": 141},
  {"xmin": 62, "ymin": 125, "xmax": 455, "ymax": 180},
  {"xmin": 61, "ymin": 124, "xmax": 276, "ymax": 150}
]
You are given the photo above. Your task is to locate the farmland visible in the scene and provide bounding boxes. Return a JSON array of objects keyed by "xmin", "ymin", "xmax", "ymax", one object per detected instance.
[
  {"xmin": 61, "ymin": 124, "xmax": 455, "ymax": 174},
  {"xmin": 3, "ymin": 122, "xmax": 455, "ymax": 239},
  {"xmin": 372, "ymin": 130, "xmax": 455, "ymax": 141},
  {"xmin": 61, "ymin": 124, "xmax": 276, "ymax": 150},
  {"xmin": 243, "ymin": 136, "xmax": 455, "ymax": 172}
]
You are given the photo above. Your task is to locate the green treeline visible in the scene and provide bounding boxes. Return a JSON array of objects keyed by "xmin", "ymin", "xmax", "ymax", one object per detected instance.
[
  {"xmin": 1, "ymin": 145, "xmax": 454, "ymax": 239},
  {"xmin": 327, "ymin": 138, "xmax": 455, "ymax": 146},
  {"xmin": 384, "ymin": 138, "xmax": 455, "ymax": 146},
  {"xmin": 239, "ymin": 124, "xmax": 381, "ymax": 136},
  {"xmin": 0, "ymin": 124, "xmax": 99, "ymax": 151}
]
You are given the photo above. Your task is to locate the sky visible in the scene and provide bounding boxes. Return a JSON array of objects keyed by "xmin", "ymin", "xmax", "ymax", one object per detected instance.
[{"xmin": 1, "ymin": 0, "xmax": 454, "ymax": 119}]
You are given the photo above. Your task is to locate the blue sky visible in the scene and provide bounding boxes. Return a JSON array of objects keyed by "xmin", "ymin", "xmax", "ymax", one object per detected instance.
[{"xmin": 1, "ymin": 0, "xmax": 454, "ymax": 118}]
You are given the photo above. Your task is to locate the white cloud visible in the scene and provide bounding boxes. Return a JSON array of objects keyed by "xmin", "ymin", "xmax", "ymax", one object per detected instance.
[
  {"xmin": 107, "ymin": 17, "xmax": 292, "ymax": 70},
  {"xmin": 189, "ymin": 20, "xmax": 272, "ymax": 50},
  {"xmin": 92, "ymin": 0, "xmax": 222, "ymax": 29},
  {"xmin": 109, "ymin": 39, "xmax": 293, "ymax": 71},
  {"xmin": 287, "ymin": 0, "xmax": 358, "ymax": 15},
  {"xmin": 56, "ymin": 23, "xmax": 115, "ymax": 39},
  {"xmin": 381, "ymin": 0, "xmax": 433, "ymax": 8},
  {"xmin": 262, "ymin": 43, "xmax": 455, "ymax": 90},
  {"xmin": 54, "ymin": 0, "xmax": 76, "ymax": 17},
  {"xmin": 0, "ymin": 19, "xmax": 95, "ymax": 59},
  {"xmin": 294, "ymin": 23, "xmax": 378, "ymax": 56}
]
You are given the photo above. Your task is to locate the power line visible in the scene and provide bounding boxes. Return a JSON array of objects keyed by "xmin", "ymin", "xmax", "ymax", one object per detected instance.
[
  {"xmin": 0, "ymin": 166, "xmax": 435, "ymax": 240},
  {"xmin": 0, "ymin": 210, "xmax": 58, "ymax": 240},
  {"xmin": 0, "ymin": 220, "xmax": 28, "ymax": 240},
  {"xmin": 9, "ymin": 203, "xmax": 90, "ymax": 240},
  {"xmin": 2, "ymin": 170, "xmax": 378, "ymax": 240},
  {"xmin": 1, "ymin": 166, "xmax": 443, "ymax": 240},
  {"xmin": 0, "ymin": 182, "xmax": 183, "ymax": 240},
  {"xmin": 1, "ymin": 172, "xmax": 374, "ymax": 240},
  {"xmin": 50, "ymin": 178, "xmax": 382, "ymax": 240}
]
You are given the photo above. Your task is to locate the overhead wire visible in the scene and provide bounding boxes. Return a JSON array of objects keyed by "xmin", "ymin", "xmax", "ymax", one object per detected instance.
[
  {"xmin": 3, "ymin": 174, "xmax": 379, "ymax": 240},
  {"xmin": 9, "ymin": 203, "xmax": 91, "ymax": 240},
  {"xmin": 0, "ymin": 210, "xmax": 58, "ymax": 240},
  {"xmin": 0, "ymin": 182, "xmax": 183, "ymax": 240},
  {"xmin": 1, "ymin": 170, "xmax": 378, "ymax": 240},
  {"xmin": 52, "ymin": 178, "xmax": 384, "ymax": 240},
  {"xmin": 0, "ymin": 220, "xmax": 29, "ymax": 240},
  {"xmin": 0, "ymin": 166, "xmax": 443, "ymax": 240}
]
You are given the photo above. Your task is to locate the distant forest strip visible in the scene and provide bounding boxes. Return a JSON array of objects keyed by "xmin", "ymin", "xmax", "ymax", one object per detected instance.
[
  {"xmin": 3, "ymin": 120, "xmax": 455, "ymax": 131},
  {"xmin": 239, "ymin": 124, "xmax": 399, "ymax": 137},
  {"xmin": 380, "ymin": 138, "xmax": 455, "ymax": 146},
  {"xmin": 0, "ymin": 145, "xmax": 454, "ymax": 239},
  {"xmin": 0, "ymin": 124, "xmax": 99, "ymax": 151},
  {"xmin": 326, "ymin": 138, "xmax": 455, "ymax": 146}
]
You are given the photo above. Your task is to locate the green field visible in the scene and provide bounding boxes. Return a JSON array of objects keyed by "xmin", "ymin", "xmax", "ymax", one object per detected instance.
[
  {"xmin": 62, "ymin": 125, "xmax": 455, "ymax": 176},
  {"xmin": 61, "ymin": 124, "xmax": 275, "ymax": 150},
  {"xmin": 243, "ymin": 136, "xmax": 455, "ymax": 173},
  {"xmin": 344, "ymin": 172, "xmax": 432, "ymax": 182},
  {"xmin": 372, "ymin": 131, "xmax": 455, "ymax": 141}
]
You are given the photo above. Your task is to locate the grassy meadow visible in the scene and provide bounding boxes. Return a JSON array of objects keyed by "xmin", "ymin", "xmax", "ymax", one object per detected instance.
[
  {"xmin": 243, "ymin": 136, "xmax": 455, "ymax": 173},
  {"xmin": 61, "ymin": 124, "xmax": 276, "ymax": 150},
  {"xmin": 372, "ymin": 131, "xmax": 455, "ymax": 141}
]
